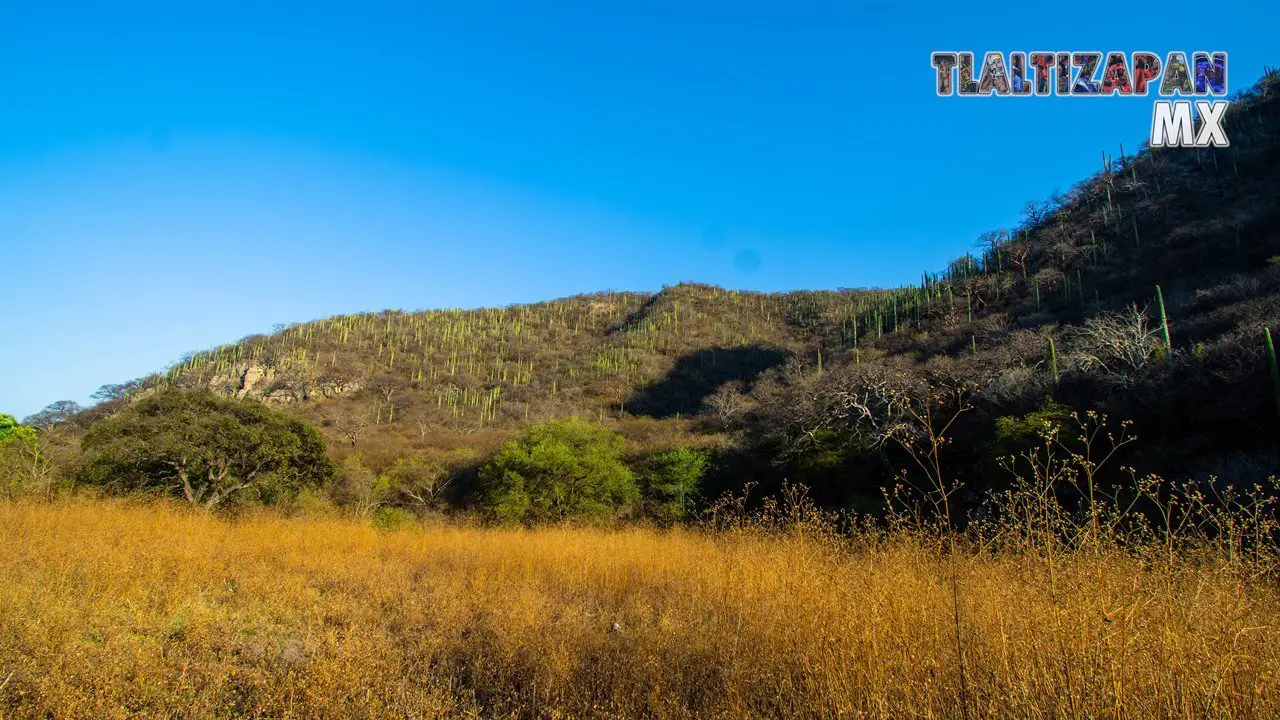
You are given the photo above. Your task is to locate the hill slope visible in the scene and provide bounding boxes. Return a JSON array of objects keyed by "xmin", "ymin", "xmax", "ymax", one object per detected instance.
[{"xmin": 103, "ymin": 70, "xmax": 1280, "ymax": 505}]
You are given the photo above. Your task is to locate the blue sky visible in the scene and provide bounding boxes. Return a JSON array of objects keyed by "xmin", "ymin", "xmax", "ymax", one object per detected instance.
[{"xmin": 1, "ymin": 0, "xmax": 1276, "ymax": 419}]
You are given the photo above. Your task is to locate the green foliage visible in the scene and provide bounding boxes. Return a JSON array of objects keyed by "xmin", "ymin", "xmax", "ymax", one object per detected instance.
[
  {"xmin": 372, "ymin": 506, "xmax": 415, "ymax": 530},
  {"xmin": 284, "ymin": 486, "xmax": 339, "ymax": 518},
  {"xmin": 0, "ymin": 413, "xmax": 41, "ymax": 498},
  {"xmin": 643, "ymin": 447, "xmax": 710, "ymax": 520},
  {"xmin": 480, "ymin": 419, "xmax": 638, "ymax": 523},
  {"xmin": 0, "ymin": 413, "xmax": 36, "ymax": 445},
  {"xmin": 990, "ymin": 401, "xmax": 1074, "ymax": 464},
  {"xmin": 792, "ymin": 429, "xmax": 855, "ymax": 472},
  {"xmin": 78, "ymin": 390, "xmax": 334, "ymax": 511}
]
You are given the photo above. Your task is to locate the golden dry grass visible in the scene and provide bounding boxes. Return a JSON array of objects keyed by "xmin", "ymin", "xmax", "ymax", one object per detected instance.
[{"xmin": 2, "ymin": 499, "xmax": 1279, "ymax": 719}]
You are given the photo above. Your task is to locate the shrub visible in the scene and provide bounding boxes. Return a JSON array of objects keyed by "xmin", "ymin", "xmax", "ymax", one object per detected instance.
[
  {"xmin": 989, "ymin": 400, "xmax": 1074, "ymax": 466},
  {"xmin": 981, "ymin": 365, "xmax": 1051, "ymax": 410},
  {"xmin": 372, "ymin": 506, "xmax": 415, "ymax": 530},
  {"xmin": 479, "ymin": 419, "xmax": 638, "ymax": 523},
  {"xmin": 284, "ymin": 486, "xmax": 340, "ymax": 518},
  {"xmin": 1070, "ymin": 304, "xmax": 1162, "ymax": 386}
]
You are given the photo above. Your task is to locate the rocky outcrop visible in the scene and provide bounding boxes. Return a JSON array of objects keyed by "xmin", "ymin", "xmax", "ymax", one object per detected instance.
[{"xmin": 204, "ymin": 363, "xmax": 363, "ymax": 405}]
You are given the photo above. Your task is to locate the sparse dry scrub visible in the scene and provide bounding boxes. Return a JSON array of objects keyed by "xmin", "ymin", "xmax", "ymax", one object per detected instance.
[{"xmin": 2, "ymin": 495, "xmax": 1279, "ymax": 719}]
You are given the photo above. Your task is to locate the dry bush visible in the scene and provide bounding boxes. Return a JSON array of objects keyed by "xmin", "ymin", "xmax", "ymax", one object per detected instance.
[
  {"xmin": 699, "ymin": 380, "xmax": 753, "ymax": 428},
  {"xmin": 992, "ymin": 328, "xmax": 1055, "ymax": 367},
  {"xmin": 1032, "ymin": 267, "xmax": 1065, "ymax": 297},
  {"xmin": 981, "ymin": 365, "xmax": 1052, "ymax": 409},
  {"xmin": 1068, "ymin": 304, "xmax": 1162, "ymax": 387}
]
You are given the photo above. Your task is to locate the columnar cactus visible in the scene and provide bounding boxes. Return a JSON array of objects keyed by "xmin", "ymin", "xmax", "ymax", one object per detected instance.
[
  {"xmin": 1049, "ymin": 338, "xmax": 1060, "ymax": 385},
  {"xmin": 1155, "ymin": 285, "xmax": 1172, "ymax": 351},
  {"xmin": 1267, "ymin": 328, "xmax": 1280, "ymax": 423}
]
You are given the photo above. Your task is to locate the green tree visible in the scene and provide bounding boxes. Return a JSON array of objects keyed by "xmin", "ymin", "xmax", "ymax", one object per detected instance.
[
  {"xmin": 0, "ymin": 414, "xmax": 42, "ymax": 498},
  {"xmin": 990, "ymin": 401, "xmax": 1074, "ymax": 460},
  {"xmin": 643, "ymin": 447, "xmax": 709, "ymax": 520},
  {"xmin": 78, "ymin": 390, "xmax": 334, "ymax": 511},
  {"xmin": 480, "ymin": 419, "xmax": 638, "ymax": 523},
  {"xmin": 0, "ymin": 414, "xmax": 34, "ymax": 444}
]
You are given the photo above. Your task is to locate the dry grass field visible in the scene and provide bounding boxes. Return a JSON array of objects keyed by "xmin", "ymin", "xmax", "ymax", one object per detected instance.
[{"xmin": 2, "ymin": 498, "xmax": 1279, "ymax": 719}]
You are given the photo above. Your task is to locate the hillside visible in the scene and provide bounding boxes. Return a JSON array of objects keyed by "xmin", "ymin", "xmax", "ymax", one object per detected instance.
[
  {"xmin": 86, "ymin": 70, "xmax": 1280, "ymax": 509},
  {"xmin": 159, "ymin": 285, "xmax": 865, "ymax": 428}
]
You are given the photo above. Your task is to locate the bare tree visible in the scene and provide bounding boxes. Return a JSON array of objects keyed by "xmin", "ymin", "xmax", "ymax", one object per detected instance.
[
  {"xmin": 414, "ymin": 415, "xmax": 433, "ymax": 440},
  {"xmin": 975, "ymin": 229, "xmax": 1006, "ymax": 262},
  {"xmin": 91, "ymin": 379, "xmax": 142, "ymax": 404},
  {"xmin": 702, "ymin": 380, "xmax": 752, "ymax": 426},
  {"xmin": 267, "ymin": 368, "xmax": 315, "ymax": 402},
  {"xmin": 337, "ymin": 417, "xmax": 370, "ymax": 448},
  {"xmin": 1006, "ymin": 239, "xmax": 1030, "ymax": 278},
  {"xmin": 23, "ymin": 401, "xmax": 83, "ymax": 429},
  {"xmin": 367, "ymin": 375, "xmax": 408, "ymax": 423}
]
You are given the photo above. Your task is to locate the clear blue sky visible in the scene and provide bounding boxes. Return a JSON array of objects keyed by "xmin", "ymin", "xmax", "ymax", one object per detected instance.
[{"xmin": 1, "ymin": 0, "xmax": 1276, "ymax": 419}]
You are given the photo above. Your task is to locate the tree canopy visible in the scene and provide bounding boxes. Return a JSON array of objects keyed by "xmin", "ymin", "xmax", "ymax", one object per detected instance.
[
  {"xmin": 642, "ymin": 447, "xmax": 709, "ymax": 520},
  {"xmin": 78, "ymin": 390, "xmax": 334, "ymax": 511},
  {"xmin": 23, "ymin": 400, "xmax": 83, "ymax": 429},
  {"xmin": 0, "ymin": 414, "xmax": 34, "ymax": 444},
  {"xmin": 480, "ymin": 419, "xmax": 638, "ymax": 523},
  {"xmin": 0, "ymin": 414, "xmax": 41, "ymax": 497}
]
